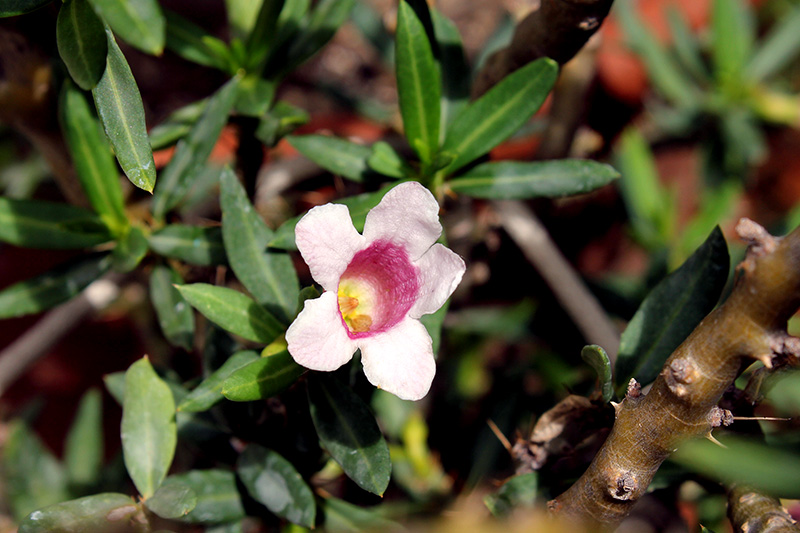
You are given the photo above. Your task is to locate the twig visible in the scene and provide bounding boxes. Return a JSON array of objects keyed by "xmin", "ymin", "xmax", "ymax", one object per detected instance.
[
  {"xmin": 0, "ymin": 278, "xmax": 120, "ymax": 398},
  {"xmin": 493, "ymin": 199, "xmax": 620, "ymax": 361},
  {"xmin": 728, "ymin": 485, "xmax": 800, "ymax": 533}
]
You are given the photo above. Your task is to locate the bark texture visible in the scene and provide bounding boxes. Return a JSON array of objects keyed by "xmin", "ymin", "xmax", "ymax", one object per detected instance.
[
  {"xmin": 728, "ymin": 485, "xmax": 800, "ymax": 533},
  {"xmin": 549, "ymin": 219, "xmax": 800, "ymax": 531}
]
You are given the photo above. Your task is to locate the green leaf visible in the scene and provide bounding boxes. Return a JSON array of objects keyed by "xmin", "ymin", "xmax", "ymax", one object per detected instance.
[
  {"xmin": 746, "ymin": 8, "xmax": 800, "ymax": 82},
  {"xmin": 307, "ymin": 374, "xmax": 391, "ymax": 496},
  {"xmin": 367, "ymin": 141, "xmax": 412, "ymax": 179},
  {"xmin": 153, "ymin": 77, "xmax": 240, "ymax": 219},
  {"xmin": 255, "ymin": 100, "xmax": 309, "ymax": 146},
  {"xmin": 279, "ymin": 0, "xmax": 355, "ymax": 75},
  {"xmin": 87, "ymin": 0, "xmax": 165, "ymax": 55},
  {"xmin": 672, "ymin": 436, "xmax": 800, "ymax": 498},
  {"xmin": 0, "ymin": 0, "xmax": 52, "ymax": 17},
  {"xmin": 163, "ymin": 470, "xmax": 246, "ymax": 524},
  {"xmin": 225, "ymin": 0, "xmax": 261, "ymax": 38},
  {"xmin": 57, "ymin": 0, "xmax": 108, "ymax": 90},
  {"xmin": 287, "ymin": 134, "xmax": 374, "ymax": 182},
  {"xmin": 111, "ymin": 225, "xmax": 148, "ymax": 272},
  {"xmin": 17, "ymin": 493, "xmax": 139, "ymax": 533},
  {"xmin": 92, "ymin": 29, "xmax": 156, "ymax": 192},
  {"xmin": 0, "ymin": 197, "xmax": 112, "ymax": 249},
  {"xmin": 3, "ymin": 422, "xmax": 68, "ymax": 521},
  {"xmin": 441, "ymin": 58, "xmax": 558, "ymax": 174},
  {"xmin": 666, "ymin": 7, "xmax": 709, "ymax": 84},
  {"xmin": 322, "ymin": 497, "xmax": 400, "ymax": 532},
  {"xmin": 148, "ymin": 98, "xmax": 208, "ymax": 150},
  {"xmin": 60, "ymin": 83, "xmax": 127, "ymax": 231},
  {"xmin": 179, "ymin": 350, "xmax": 260, "ymax": 411},
  {"xmin": 484, "ymin": 472, "xmax": 538, "ymax": 516},
  {"xmin": 616, "ymin": 0, "xmax": 696, "ymax": 107},
  {"xmin": 221, "ymin": 350, "xmax": 305, "ymax": 401},
  {"xmin": 431, "ymin": 8, "xmax": 469, "ymax": 133},
  {"xmin": 234, "ymin": 75, "xmax": 276, "ymax": 116},
  {"xmin": 176, "ymin": 283, "xmax": 284, "ymax": 344},
  {"xmin": 711, "ymin": 0, "xmax": 754, "ymax": 89},
  {"xmin": 581, "ymin": 345, "xmax": 613, "ymax": 403},
  {"xmin": 147, "ymin": 224, "xmax": 226, "ymax": 266},
  {"xmin": 0, "ymin": 253, "xmax": 111, "ymax": 319},
  {"xmin": 121, "ymin": 356, "xmax": 177, "ymax": 499},
  {"xmin": 448, "ymin": 159, "xmax": 620, "ymax": 199},
  {"xmin": 145, "ymin": 481, "xmax": 198, "ymax": 519},
  {"xmin": 64, "ymin": 388, "xmax": 104, "ymax": 489},
  {"xmin": 245, "ymin": 0, "xmax": 285, "ymax": 73},
  {"xmin": 269, "ymin": 182, "xmax": 400, "ymax": 250},
  {"xmin": 237, "ymin": 445, "xmax": 316, "ymax": 527},
  {"xmin": 220, "ymin": 166, "xmax": 299, "ymax": 322},
  {"xmin": 164, "ymin": 10, "xmax": 232, "ymax": 71},
  {"xmin": 615, "ymin": 227, "xmax": 729, "ymax": 389},
  {"xmin": 395, "ymin": 0, "xmax": 441, "ymax": 164},
  {"xmin": 150, "ymin": 265, "xmax": 195, "ymax": 350}
]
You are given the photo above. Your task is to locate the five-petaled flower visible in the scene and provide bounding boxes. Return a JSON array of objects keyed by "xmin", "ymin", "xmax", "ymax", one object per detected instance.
[{"xmin": 286, "ymin": 182, "xmax": 466, "ymax": 401}]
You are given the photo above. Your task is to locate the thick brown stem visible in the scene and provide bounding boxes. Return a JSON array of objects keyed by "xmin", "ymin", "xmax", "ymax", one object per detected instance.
[
  {"xmin": 472, "ymin": 0, "xmax": 614, "ymax": 97},
  {"xmin": 728, "ymin": 485, "xmax": 800, "ymax": 533},
  {"xmin": 549, "ymin": 219, "xmax": 800, "ymax": 531}
]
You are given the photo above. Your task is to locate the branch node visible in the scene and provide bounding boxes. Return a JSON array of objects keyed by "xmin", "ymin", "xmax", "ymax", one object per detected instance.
[
  {"xmin": 708, "ymin": 406, "xmax": 734, "ymax": 428},
  {"xmin": 625, "ymin": 378, "xmax": 642, "ymax": 399},
  {"xmin": 663, "ymin": 357, "xmax": 697, "ymax": 398},
  {"xmin": 607, "ymin": 471, "xmax": 638, "ymax": 501}
]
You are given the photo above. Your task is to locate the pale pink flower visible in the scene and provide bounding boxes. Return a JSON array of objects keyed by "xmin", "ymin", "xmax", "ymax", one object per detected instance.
[{"xmin": 286, "ymin": 182, "xmax": 465, "ymax": 400}]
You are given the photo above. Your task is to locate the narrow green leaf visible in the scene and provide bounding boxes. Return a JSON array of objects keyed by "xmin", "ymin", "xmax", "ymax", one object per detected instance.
[
  {"xmin": 17, "ymin": 493, "xmax": 139, "ymax": 533},
  {"xmin": 148, "ymin": 98, "xmax": 208, "ymax": 150},
  {"xmin": 432, "ymin": 8, "xmax": 470, "ymax": 133},
  {"xmin": 147, "ymin": 224, "xmax": 226, "ymax": 266},
  {"xmin": 666, "ymin": 7, "xmax": 709, "ymax": 84},
  {"xmin": 581, "ymin": 345, "xmax": 613, "ymax": 403},
  {"xmin": 307, "ymin": 374, "xmax": 391, "ymax": 496},
  {"xmin": 57, "ymin": 0, "xmax": 108, "ymax": 89},
  {"xmin": 0, "ymin": 197, "xmax": 112, "ymax": 249},
  {"xmin": 152, "ymin": 76, "xmax": 240, "ymax": 219},
  {"xmin": 111, "ymin": 225, "xmax": 148, "ymax": 272},
  {"xmin": 264, "ymin": 0, "xmax": 310, "ymax": 71},
  {"xmin": 672, "ymin": 436, "xmax": 800, "ymax": 498},
  {"xmin": 60, "ymin": 83, "xmax": 127, "ymax": 231},
  {"xmin": 121, "ymin": 357, "xmax": 177, "ymax": 499},
  {"xmin": 3, "ymin": 422, "xmax": 69, "ymax": 521},
  {"xmin": 221, "ymin": 350, "xmax": 305, "ymax": 401},
  {"xmin": 179, "ymin": 350, "xmax": 260, "ymax": 411},
  {"xmin": 269, "ymin": 182, "xmax": 400, "ymax": 250},
  {"xmin": 615, "ymin": 227, "xmax": 729, "ymax": 388},
  {"xmin": 711, "ymin": 0, "xmax": 754, "ymax": 88},
  {"xmin": 164, "ymin": 10, "xmax": 232, "ymax": 71},
  {"xmin": 448, "ymin": 160, "xmax": 620, "ymax": 199},
  {"xmin": 145, "ymin": 481, "xmax": 198, "ymax": 519},
  {"xmin": 441, "ymin": 58, "xmax": 558, "ymax": 174},
  {"xmin": 0, "ymin": 0, "xmax": 52, "ymax": 17},
  {"xmin": 64, "ymin": 388, "xmax": 104, "ymax": 489},
  {"xmin": 103, "ymin": 371, "xmax": 125, "ymax": 405},
  {"xmin": 484, "ymin": 472, "xmax": 538, "ymax": 516},
  {"xmin": 87, "ymin": 0, "xmax": 165, "ymax": 55},
  {"xmin": 279, "ymin": 0, "xmax": 355, "ymax": 75},
  {"xmin": 245, "ymin": 0, "xmax": 285, "ymax": 73},
  {"xmin": 0, "ymin": 253, "xmax": 111, "ymax": 319},
  {"xmin": 323, "ymin": 497, "xmax": 400, "ymax": 532},
  {"xmin": 225, "ymin": 0, "xmax": 261, "ymax": 38},
  {"xmin": 92, "ymin": 29, "xmax": 156, "ymax": 192},
  {"xmin": 176, "ymin": 283, "xmax": 284, "ymax": 344},
  {"xmin": 255, "ymin": 100, "xmax": 309, "ymax": 146},
  {"xmin": 150, "ymin": 265, "xmax": 195, "ymax": 350},
  {"xmin": 163, "ymin": 470, "xmax": 246, "ymax": 524},
  {"xmin": 395, "ymin": 0, "xmax": 440, "ymax": 164},
  {"xmin": 220, "ymin": 167, "xmax": 299, "ymax": 322},
  {"xmin": 367, "ymin": 141, "xmax": 412, "ymax": 179},
  {"xmin": 234, "ymin": 75, "xmax": 276, "ymax": 116},
  {"xmin": 237, "ymin": 445, "xmax": 315, "ymax": 527},
  {"xmin": 746, "ymin": 9, "xmax": 800, "ymax": 82},
  {"xmin": 287, "ymin": 134, "xmax": 374, "ymax": 182},
  {"xmin": 616, "ymin": 0, "xmax": 696, "ymax": 107}
]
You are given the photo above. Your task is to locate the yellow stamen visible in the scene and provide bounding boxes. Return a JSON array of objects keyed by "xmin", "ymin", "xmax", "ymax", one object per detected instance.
[
  {"xmin": 338, "ymin": 295, "xmax": 359, "ymax": 314},
  {"xmin": 349, "ymin": 314, "xmax": 373, "ymax": 332}
]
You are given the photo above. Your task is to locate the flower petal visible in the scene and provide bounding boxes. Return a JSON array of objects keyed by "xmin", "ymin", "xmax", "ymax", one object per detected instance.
[
  {"xmin": 287, "ymin": 291, "xmax": 357, "ymax": 371},
  {"xmin": 359, "ymin": 317, "xmax": 435, "ymax": 401},
  {"xmin": 363, "ymin": 182, "xmax": 441, "ymax": 260},
  {"xmin": 296, "ymin": 203, "xmax": 365, "ymax": 291},
  {"xmin": 409, "ymin": 243, "xmax": 466, "ymax": 319}
]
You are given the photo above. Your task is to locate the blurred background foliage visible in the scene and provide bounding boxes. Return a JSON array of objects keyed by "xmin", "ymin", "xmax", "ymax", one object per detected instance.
[{"xmin": 1, "ymin": 0, "xmax": 800, "ymax": 531}]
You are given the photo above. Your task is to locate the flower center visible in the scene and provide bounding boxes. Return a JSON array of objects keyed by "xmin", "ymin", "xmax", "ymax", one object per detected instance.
[{"xmin": 337, "ymin": 240, "xmax": 420, "ymax": 339}]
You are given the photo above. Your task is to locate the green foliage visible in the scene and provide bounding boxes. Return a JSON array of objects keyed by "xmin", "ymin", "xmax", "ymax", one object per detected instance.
[
  {"xmin": 144, "ymin": 481, "xmax": 198, "ymax": 519},
  {"xmin": 288, "ymin": 134, "xmax": 375, "ymax": 182},
  {"xmin": 221, "ymin": 350, "xmax": 305, "ymax": 402},
  {"xmin": 64, "ymin": 389, "xmax": 104, "ymax": 491},
  {"xmin": 149, "ymin": 264, "xmax": 195, "ymax": 350},
  {"xmin": 17, "ymin": 493, "xmax": 141, "ymax": 533},
  {"xmin": 0, "ymin": 197, "xmax": 112, "ymax": 249},
  {"xmin": 147, "ymin": 224, "xmax": 227, "ymax": 266},
  {"xmin": 0, "ymin": 0, "xmax": 53, "ymax": 16},
  {"xmin": 56, "ymin": 0, "xmax": 108, "ymax": 90},
  {"xmin": 87, "ymin": 0, "xmax": 165, "ymax": 55},
  {"xmin": 484, "ymin": 473, "xmax": 538, "ymax": 516},
  {"xmin": 178, "ymin": 350, "xmax": 259, "ymax": 411},
  {"xmin": 581, "ymin": 345, "xmax": 613, "ymax": 403}
]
